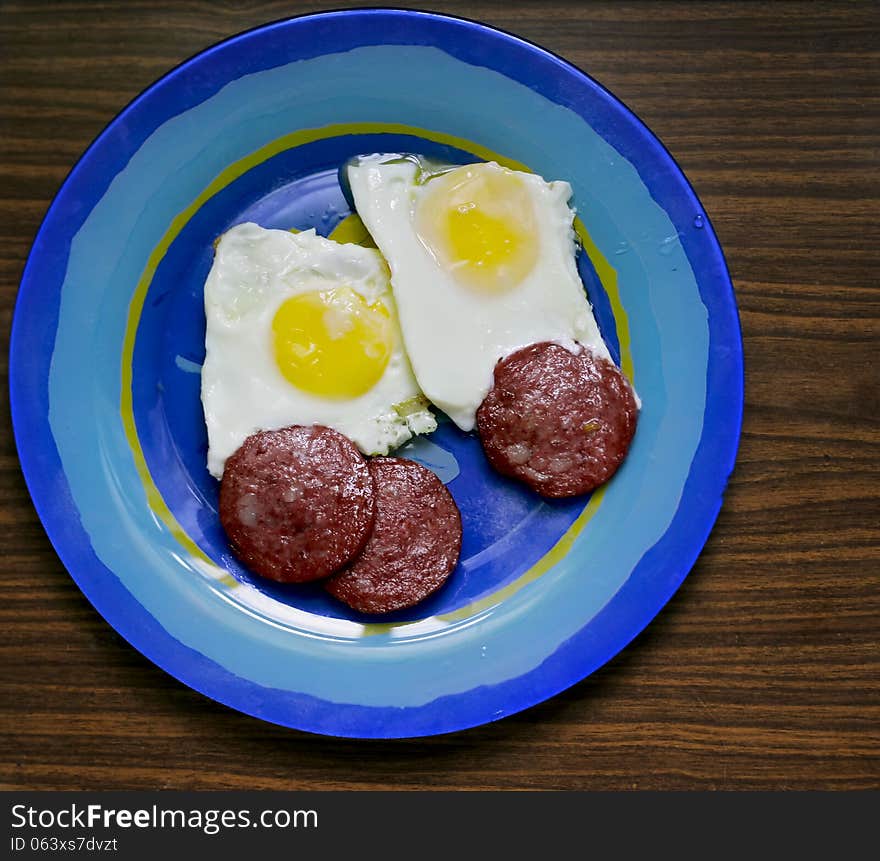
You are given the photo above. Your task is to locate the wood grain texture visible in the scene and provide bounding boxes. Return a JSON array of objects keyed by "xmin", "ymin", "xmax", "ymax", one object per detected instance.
[{"xmin": 1, "ymin": 0, "xmax": 877, "ymax": 790}]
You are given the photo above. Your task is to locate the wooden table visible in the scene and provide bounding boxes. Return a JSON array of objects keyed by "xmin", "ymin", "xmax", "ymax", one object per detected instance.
[{"xmin": 1, "ymin": 1, "xmax": 877, "ymax": 791}]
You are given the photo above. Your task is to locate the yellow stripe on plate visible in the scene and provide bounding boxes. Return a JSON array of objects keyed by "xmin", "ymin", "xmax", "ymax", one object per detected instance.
[{"xmin": 120, "ymin": 122, "xmax": 634, "ymax": 628}]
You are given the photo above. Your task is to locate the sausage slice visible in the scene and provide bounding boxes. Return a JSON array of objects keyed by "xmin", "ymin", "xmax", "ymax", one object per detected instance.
[
  {"xmin": 325, "ymin": 457, "xmax": 462, "ymax": 614},
  {"xmin": 476, "ymin": 341, "xmax": 638, "ymax": 498},
  {"xmin": 219, "ymin": 425, "xmax": 375, "ymax": 583}
]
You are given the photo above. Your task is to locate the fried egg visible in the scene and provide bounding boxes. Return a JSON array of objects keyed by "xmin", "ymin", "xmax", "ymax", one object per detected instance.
[
  {"xmin": 346, "ymin": 155, "xmax": 611, "ymax": 431},
  {"xmin": 201, "ymin": 223, "xmax": 436, "ymax": 478}
]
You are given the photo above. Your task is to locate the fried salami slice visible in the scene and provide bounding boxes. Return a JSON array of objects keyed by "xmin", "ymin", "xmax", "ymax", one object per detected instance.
[
  {"xmin": 325, "ymin": 457, "xmax": 462, "ymax": 614},
  {"xmin": 219, "ymin": 425, "xmax": 375, "ymax": 583},
  {"xmin": 476, "ymin": 341, "xmax": 638, "ymax": 498}
]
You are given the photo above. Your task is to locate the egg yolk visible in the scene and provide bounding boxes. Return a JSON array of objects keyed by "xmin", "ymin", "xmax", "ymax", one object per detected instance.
[
  {"xmin": 272, "ymin": 287, "xmax": 392, "ymax": 399},
  {"xmin": 416, "ymin": 163, "xmax": 538, "ymax": 293}
]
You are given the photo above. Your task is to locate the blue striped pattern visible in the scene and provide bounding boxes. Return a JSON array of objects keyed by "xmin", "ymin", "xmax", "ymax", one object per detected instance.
[{"xmin": 10, "ymin": 11, "xmax": 742, "ymax": 737}]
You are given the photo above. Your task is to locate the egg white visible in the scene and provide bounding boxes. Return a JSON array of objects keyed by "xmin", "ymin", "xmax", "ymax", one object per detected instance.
[
  {"xmin": 347, "ymin": 156, "xmax": 612, "ymax": 431},
  {"xmin": 201, "ymin": 222, "xmax": 436, "ymax": 478}
]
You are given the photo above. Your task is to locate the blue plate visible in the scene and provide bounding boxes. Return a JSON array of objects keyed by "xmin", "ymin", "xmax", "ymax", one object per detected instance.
[{"xmin": 10, "ymin": 10, "xmax": 742, "ymax": 738}]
